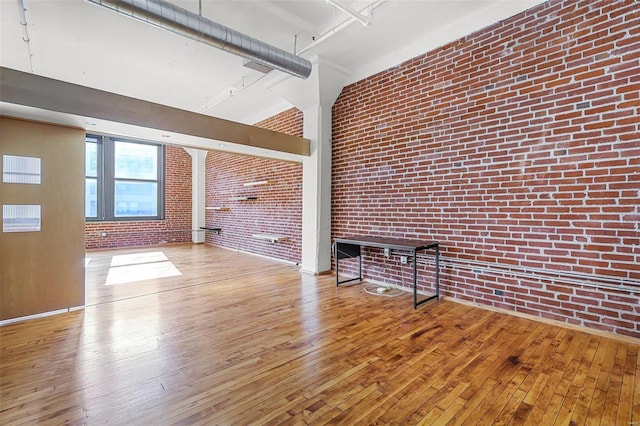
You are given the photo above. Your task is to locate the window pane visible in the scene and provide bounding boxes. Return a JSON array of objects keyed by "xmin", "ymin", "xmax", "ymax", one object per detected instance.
[
  {"xmin": 86, "ymin": 142, "xmax": 98, "ymax": 178},
  {"xmin": 114, "ymin": 141, "xmax": 157, "ymax": 180},
  {"xmin": 3, "ymin": 205, "xmax": 41, "ymax": 232},
  {"xmin": 3, "ymin": 155, "xmax": 41, "ymax": 184},
  {"xmin": 86, "ymin": 178, "xmax": 97, "ymax": 217},
  {"xmin": 114, "ymin": 180, "xmax": 158, "ymax": 217},
  {"xmin": 85, "ymin": 136, "xmax": 163, "ymax": 221}
]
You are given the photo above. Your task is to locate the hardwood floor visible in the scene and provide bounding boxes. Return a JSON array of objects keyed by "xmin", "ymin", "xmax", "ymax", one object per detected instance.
[{"xmin": 1, "ymin": 244, "xmax": 638, "ymax": 425}]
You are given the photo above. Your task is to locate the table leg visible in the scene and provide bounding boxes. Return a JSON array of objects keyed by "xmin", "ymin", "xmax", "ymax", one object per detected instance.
[
  {"xmin": 335, "ymin": 242, "xmax": 363, "ymax": 286},
  {"xmin": 435, "ymin": 245, "xmax": 440, "ymax": 298},
  {"xmin": 413, "ymin": 249, "xmax": 418, "ymax": 309},
  {"xmin": 336, "ymin": 244, "xmax": 340, "ymax": 287}
]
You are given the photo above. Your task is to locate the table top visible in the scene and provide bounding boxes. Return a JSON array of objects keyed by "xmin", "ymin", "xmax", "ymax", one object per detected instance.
[{"xmin": 334, "ymin": 235, "xmax": 439, "ymax": 251}]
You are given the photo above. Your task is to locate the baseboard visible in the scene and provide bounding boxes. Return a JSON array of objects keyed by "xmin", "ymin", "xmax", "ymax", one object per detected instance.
[
  {"xmin": 442, "ymin": 296, "xmax": 640, "ymax": 345},
  {"xmin": 332, "ymin": 272, "xmax": 638, "ymax": 344},
  {"xmin": 85, "ymin": 241, "xmax": 194, "ymax": 252},
  {"xmin": 207, "ymin": 242, "xmax": 299, "ymax": 267},
  {"xmin": 300, "ymin": 268, "xmax": 334, "ymax": 276},
  {"xmin": 0, "ymin": 306, "xmax": 84, "ymax": 327}
]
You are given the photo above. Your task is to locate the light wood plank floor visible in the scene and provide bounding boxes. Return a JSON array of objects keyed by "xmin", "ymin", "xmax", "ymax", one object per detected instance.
[{"xmin": 1, "ymin": 244, "xmax": 638, "ymax": 425}]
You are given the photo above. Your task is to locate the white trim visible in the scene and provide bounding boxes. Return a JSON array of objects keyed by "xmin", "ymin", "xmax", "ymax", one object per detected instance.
[
  {"xmin": 443, "ymin": 296, "xmax": 640, "ymax": 345},
  {"xmin": 209, "ymin": 243, "xmax": 299, "ymax": 266},
  {"xmin": 243, "ymin": 180, "xmax": 276, "ymax": 187},
  {"xmin": 252, "ymin": 233, "xmax": 288, "ymax": 243},
  {"xmin": 0, "ymin": 306, "xmax": 84, "ymax": 326}
]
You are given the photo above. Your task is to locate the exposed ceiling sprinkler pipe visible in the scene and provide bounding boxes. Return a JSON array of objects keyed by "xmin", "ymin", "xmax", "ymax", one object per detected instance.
[
  {"xmin": 85, "ymin": 0, "xmax": 312, "ymax": 79},
  {"xmin": 325, "ymin": 0, "xmax": 372, "ymax": 26},
  {"xmin": 299, "ymin": 0, "xmax": 385, "ymax": 56},
  {"xmin": 201, "ymin": 0, "xmax": 384, "ymax": 113},
  {"xmin": 16, "ymin": 0, "xmax": 34, "ymax": 72}
]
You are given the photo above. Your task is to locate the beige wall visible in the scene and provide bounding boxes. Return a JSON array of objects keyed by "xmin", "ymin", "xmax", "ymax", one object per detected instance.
[{"xmin": 0, "ymin": 117, "xmax": 85, "ymax": 320}]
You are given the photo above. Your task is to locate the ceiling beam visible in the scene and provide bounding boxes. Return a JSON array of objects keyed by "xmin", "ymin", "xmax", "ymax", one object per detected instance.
[
  {"xmin": 253, "ymin": 2, "xmax": 318, "ymax": 33},
  {"xmin": 0, "ymin": 67, "xmax": 310, "ymax": 156}
]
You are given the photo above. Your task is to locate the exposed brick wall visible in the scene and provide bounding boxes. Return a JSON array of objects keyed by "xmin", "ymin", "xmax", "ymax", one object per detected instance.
[
  {"xmin": 85, "ymin": 145, "xmax": 192, "ymax": 249},
  {"xmin": 255, "ymin": 107, "xmax": 304, "ymax": 135},
  {"xmin": 332, "ymin": 0, "xmax": 640, "ymax": 338},
  {"xmin": 205, "ymin": 108, "xmax": 303, "ymax": 263}
]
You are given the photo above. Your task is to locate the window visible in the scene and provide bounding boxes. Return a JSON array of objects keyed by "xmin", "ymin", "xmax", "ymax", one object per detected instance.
[
  {"xmin": 86, "ymin": 138, "xmax": 99, "ymax": 218},
  {"xmin": 3, "ymin": 205, "xmax": 41, "ymax": 232},
  {"xmin": 86, "ymin": 134, "xmax": 165, "ymax": 221},
  {"xmin": 3, "ymin": 155, "xmax": 41, "ymax": 184}
]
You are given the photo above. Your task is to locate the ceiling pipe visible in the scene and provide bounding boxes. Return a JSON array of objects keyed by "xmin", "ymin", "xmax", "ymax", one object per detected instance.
[
  {"xmin": 298, "ymin": 0, "xmax": 385, "ymax": 56},
  {"xmin": 325, "ymin": 0, "xmax": 371, "ymax": 26},
  {"xmin": 86, "ymin": 0, "xmax": 312, "ymax": 79},
  {"xmin": 17, "ymin": 0, "xmax": 34, "ymax": 72}
]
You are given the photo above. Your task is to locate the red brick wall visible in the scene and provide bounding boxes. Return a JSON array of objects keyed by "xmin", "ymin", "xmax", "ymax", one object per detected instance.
[
  {"xmin": 205, "ymin": 108, "xmax": 303, "ymax": 263},
  {"xmin": 332, "ymin": 0, "xmax": 640, "ymax": 338},
  {"xmin": 255, "ymin": 107, "xmax": 305, "ymax": 134},
  {"xmin": 85, "ymin": 145, "xmax": 192, "ymax": 249}
]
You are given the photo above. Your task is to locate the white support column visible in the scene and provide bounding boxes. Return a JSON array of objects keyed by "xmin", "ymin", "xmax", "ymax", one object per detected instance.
[
  {"xmin": 300, "ymin": 104, "xmax": 333, "ymax": 274},
  {"xmin": 267, "ymin": 56, "xmax": 347, "ymax": 274},
  {"xmin": 185, "ymin": 148, "xmax": 208, "ymax": 243}
]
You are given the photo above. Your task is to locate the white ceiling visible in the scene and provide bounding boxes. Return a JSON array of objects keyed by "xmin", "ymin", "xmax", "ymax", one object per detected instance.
[{"xmin": 1, "ymin": 0, "xmax": 545, "ymax": 156}]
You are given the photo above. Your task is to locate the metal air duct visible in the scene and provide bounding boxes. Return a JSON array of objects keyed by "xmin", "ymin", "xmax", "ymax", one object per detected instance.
[{"xmin": 86, "ymin": 0, "xmax": 312, "ymax": 79}]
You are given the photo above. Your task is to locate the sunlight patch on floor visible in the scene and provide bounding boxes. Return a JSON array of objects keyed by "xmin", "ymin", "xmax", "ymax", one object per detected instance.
[
  {"xmin": 110, "ymin": 251, "xmax": 169, "ymax": 267},
  {"xmin": 105, "ymin": 251, "xmax": 181, "ymax": 285}
]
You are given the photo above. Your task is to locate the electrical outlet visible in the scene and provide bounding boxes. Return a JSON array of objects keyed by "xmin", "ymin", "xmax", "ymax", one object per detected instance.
[
  {"xmin": 101, "ymin": 232, "xmax": 107, "ymax": 237},
  {"xmin": 400, "ymin": 256, "xmax": 408, "ymax": 264}
]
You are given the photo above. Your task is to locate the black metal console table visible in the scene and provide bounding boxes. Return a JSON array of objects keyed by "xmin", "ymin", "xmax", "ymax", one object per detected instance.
[{"xmin": 334, "ymin": 236, "xmax": 440, "ymax": 309}]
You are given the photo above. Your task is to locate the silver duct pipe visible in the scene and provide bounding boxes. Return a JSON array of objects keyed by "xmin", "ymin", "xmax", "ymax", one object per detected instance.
[{"xmin": 86, "ymin": 0, "xmax": 312, "ymax": 79}]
